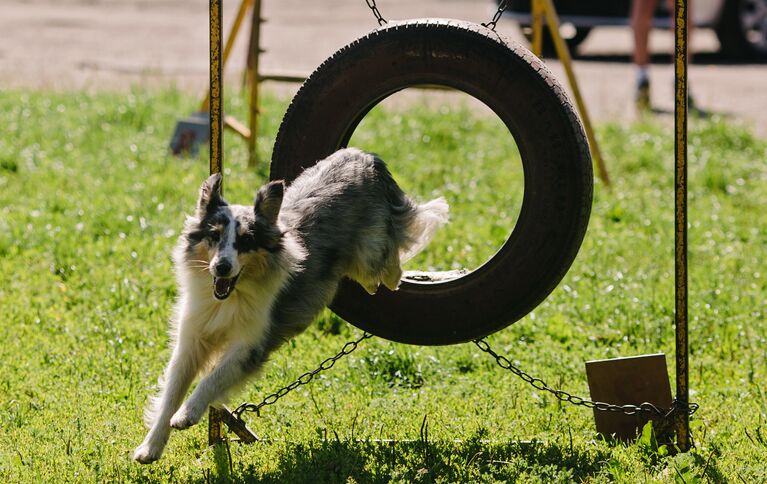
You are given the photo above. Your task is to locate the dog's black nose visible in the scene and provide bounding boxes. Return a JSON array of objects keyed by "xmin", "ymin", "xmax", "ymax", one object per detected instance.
[{"xmin": 215, "ymin": 260, "xmax": 232, "ymax": 276}]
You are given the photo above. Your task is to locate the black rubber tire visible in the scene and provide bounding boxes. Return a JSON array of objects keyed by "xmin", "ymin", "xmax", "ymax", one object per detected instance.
[
  {"xmin": 271, "ymin": 19, "xmax": 593, "ymax": 346},
  {"xmin": 716, "ymin": 0, "xmax": 767, "ymax": 59}
]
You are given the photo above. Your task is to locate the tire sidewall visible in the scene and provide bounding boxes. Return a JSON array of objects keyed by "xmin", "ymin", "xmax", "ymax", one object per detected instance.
[{"xmin": 271, "ymin": 20, "xmax": 593, "ymax": 345}]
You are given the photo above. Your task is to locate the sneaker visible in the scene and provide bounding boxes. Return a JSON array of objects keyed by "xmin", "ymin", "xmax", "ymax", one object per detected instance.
[{"xmin": 635, "ymin": 77, "xmax": 651, "ymax": 112}]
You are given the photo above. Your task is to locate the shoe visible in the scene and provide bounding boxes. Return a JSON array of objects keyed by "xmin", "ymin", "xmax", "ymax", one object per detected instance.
[
  {"xmin": 635, "ymin": 78, "xmax": 651, "ymax": 112},
  {"xmin": 688, "ymin": 90, "xmax": 696, "ymax": 111},
  {"xmin": 674, "ymin": 83, "xmax": 708, "ymax": 117}
]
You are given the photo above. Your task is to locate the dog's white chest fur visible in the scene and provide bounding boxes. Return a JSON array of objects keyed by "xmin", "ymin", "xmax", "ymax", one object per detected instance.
[{"xmin": 179, "ymin": 272, "xmax": 287, "ymax": 347}]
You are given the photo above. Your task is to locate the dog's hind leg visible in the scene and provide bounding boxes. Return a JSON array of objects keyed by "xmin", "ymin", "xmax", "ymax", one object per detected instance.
[
  {"xmin": 133, "ymin": 334, "xmax": 207, "ymax": 464},
  {"xmin": 381, "ymin": 249, "xmax": 403, "ymax": 291},
  {"xmin": 170, "ymin": 343, "xmax": 264, "ymax": 430}
]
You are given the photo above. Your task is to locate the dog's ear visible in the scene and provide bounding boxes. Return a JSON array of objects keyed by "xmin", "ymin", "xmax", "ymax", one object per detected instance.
[
  {"xmin": 197, "ymin": 173, "xmax": 225, "ymax": 217},
  {"xmin": 254, "ymin": 180, "xmax": 284, "ymax": 225}
]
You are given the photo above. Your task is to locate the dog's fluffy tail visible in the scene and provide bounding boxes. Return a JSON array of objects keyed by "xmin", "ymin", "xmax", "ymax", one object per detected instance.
[{"xmin": 400, "ymin": 197, "xmax": 449, "ymax": 263}]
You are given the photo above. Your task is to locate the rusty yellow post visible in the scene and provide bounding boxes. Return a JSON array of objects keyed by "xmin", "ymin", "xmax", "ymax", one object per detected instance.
[
  {"xmin": 247, "ymin": 0, "xmax": 263, "ymax": 167},
  {"xmin": 541, "ymin": 0, "xmax": 610, "ymax": 186},
  {"xmin": 531, "ymin": 0, "xmax": 544, "ymax": 57},
  {"xmin": 208, "ymin": 406, "xmax": 225, "ymax": 446},
  {"xmin": 210, "ymin": 0, "xmax": 223, "ymax": 180},
  {"xmin": 673, "ymin": 0, "xmax": 690, "ymax": 453},
  {"xmin": 200, "ymin": 0, "xmax": 253, "ymax": 113},
  {"xmin": 207, "ymin": 0, "xmax": 225, "ymax": 442}
]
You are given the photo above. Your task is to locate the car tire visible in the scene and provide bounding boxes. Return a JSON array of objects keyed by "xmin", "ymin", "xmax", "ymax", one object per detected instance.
[
  {"xmin": 270, "ymin": 19, "xmax": 593, "ymax": 345},
  {"xmin": 717, "ymin": 0, "xmax": 767, "ymax": 58}
]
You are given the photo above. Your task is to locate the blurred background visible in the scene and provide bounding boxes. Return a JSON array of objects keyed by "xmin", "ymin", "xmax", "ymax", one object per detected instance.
[{"xmin": 1, "ymin": 0, "xmax": 765, "ymax": 134}]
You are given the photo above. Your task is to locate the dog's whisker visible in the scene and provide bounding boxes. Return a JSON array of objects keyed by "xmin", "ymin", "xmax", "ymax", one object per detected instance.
[{"xmin": 187, "ymin": 266, "xmax": 211, "ymax": 273}]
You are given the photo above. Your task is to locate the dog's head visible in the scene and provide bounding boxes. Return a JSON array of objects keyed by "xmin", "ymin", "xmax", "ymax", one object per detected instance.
[{"xmin": 181, "ymin": 173, "xmax": 285, "ymax": 300}]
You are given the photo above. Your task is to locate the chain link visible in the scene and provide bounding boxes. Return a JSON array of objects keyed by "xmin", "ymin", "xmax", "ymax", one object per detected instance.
[
  {"xmin": 482, "ymin": 0, "xmax": 509, "ymax": 31},
  {"xmin": 365, "ymin": 0, "xmax": 507, "ymax": 30},
  {"xmin": 473, "ymin": 338, "xmax": 699, "ymax": 420},
  {"xmin": 232, "ymin": 332, "xmax": 373, "ymax": 419},
  {"xmin": 364, "ymin": 0, "xmax": 388, "ymax": 26}
]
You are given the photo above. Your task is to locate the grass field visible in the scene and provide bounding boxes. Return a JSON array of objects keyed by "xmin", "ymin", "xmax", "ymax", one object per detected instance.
[{"xmin": 0, "ymin": 88, "xmax": 765, "ymax": 483}]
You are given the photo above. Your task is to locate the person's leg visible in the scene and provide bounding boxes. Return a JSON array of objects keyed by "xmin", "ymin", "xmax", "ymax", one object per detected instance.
[{"xmin": 631, "ymin": 0, "xmax": 658, "ymax": 109}]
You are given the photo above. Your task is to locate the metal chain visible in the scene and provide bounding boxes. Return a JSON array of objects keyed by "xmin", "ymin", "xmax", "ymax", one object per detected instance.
[
  {"xmin": 232, "ymin": 332, "xmax": 373, "ymax": 419},
  {"xmin": 482, "ymin": 0, "xmax": 509, "ymax": 31},
  {"xmin": 231, "ymin": 329, "xmax": 698, "ymax": 437},
  {"xmin": 364, "ymin": 0, "xmax": 388, "ymax": 26},
  {"xmin": 363, "ymin": 0, "xmax": 508, "ymax": 30},
  {"xmin": 365, "ymin": 0, "xmax": 506, "ymax": 30},
  {"xmin": 473, "ymin": 338, "xmax": 699, "ymax": 418}
]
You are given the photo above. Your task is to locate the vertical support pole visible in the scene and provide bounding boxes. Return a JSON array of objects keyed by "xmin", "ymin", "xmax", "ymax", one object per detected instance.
[
  {"xmin": 200, "ymin": 0, "xmax": 253, "ymax": 113},
  {"xmin": 208, "ymin": 0, "xmax": 225, "ymax": 443},
  {"xmin": 247, "ymin": 0, "xmax": 263, "ymax": 167},
  {"xmin": 210, "ymin": 0, "xmax": 224, "ymax": 183},
  {"xmin": 674, "ymin": 0, "xmax": 690, "ymax": 452},
  {"xmin": 540, "ymin": 0, "xmax": 611, "ymax": 187},
  {"xmin": 531, "ymin": 0, "xmax": 544, "ymax": 57},
  {"xmin": 208, "ymin": 406, "xmax": 225, "ymax": 446}
]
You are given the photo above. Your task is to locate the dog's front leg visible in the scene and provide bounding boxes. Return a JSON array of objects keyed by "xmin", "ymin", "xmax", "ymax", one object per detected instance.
[
  {"xmin": 133, "ymin": 337, "xmax": 205, "ymax": 464},
  {"xmin": 170, "ymin": 344, "xmax": 263, "ymax": 430}
]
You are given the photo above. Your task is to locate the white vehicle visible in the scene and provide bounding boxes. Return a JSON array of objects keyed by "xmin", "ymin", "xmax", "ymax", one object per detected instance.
[{"xmin": 502, "ymin": 0, "xmax": 767, "ymax": 58}]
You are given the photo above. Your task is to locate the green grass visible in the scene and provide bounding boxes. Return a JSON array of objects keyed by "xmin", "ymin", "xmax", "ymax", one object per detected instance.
[{"xmin": 0, "ymin": 87, "xmax": 765, "ymax": 483}]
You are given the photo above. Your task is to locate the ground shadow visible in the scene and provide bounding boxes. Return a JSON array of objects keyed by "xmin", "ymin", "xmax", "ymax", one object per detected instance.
[
  {"xmin": 641, "ymin": 103, "xmax": 721, "ymax": 119},
  {"xmin": 193, "ymin": 437, "xmax": 616, "ymax": 483}
]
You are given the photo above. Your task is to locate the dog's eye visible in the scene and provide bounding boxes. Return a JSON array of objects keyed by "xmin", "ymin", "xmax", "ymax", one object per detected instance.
[
  {"xmin": 206, "ymin": 225, "xmax": 222, "ymax": 242},
  {"xmin": 234, "ymin": 231, "xmax": 259, "ymax": 252}
]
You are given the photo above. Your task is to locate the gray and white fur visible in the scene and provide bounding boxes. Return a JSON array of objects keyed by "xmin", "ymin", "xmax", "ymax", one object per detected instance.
[{"xmin": 133, "ymin": 148, "xmax": 448, "ymax": 463}]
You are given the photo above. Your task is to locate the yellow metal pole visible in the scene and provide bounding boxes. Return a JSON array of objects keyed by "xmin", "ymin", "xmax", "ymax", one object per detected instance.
[
  {"xmin": 201, "ymin": 0, "xmax": 253, "ymax": 112},
  {"xmin": 247, "ymin": 0, "xmax": 263, "ymax": 167},
  {"xmin": 531, "ymin": 0, "xmax": 544, "ymax": 57},
  {"xmin": 673, "ymin": 0, "xmax": 690, "ymax": 453},
  {"xmin": 541, "ymin": 0, "xmax": 610, "ymax": 187},
  {"xmin": 210, "ymin": 0, "xmax": 223, "ymax": 183}
]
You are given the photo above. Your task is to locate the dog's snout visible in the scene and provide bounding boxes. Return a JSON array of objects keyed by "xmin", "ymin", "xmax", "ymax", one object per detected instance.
[{"xmin": 214, "ymin": 260, "xmax": 232, "ymax": 276}]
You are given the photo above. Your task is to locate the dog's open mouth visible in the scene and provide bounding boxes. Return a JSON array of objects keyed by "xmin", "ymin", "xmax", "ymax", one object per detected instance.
[{"xmin": 213, "ymin": 273, "xmax": 240, "ymax": 300}]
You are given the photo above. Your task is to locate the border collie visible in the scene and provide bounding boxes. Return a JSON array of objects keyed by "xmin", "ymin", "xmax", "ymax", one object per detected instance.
[{"xmin": 134, "ymin": 148, "xmax": 448, "ymax": 463}]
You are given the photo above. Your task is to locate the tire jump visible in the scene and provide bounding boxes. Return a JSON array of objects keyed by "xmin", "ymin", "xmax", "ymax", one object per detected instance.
[{"xmin": 271, "ymin": 19, "xmax": 593, "ymax": 346}]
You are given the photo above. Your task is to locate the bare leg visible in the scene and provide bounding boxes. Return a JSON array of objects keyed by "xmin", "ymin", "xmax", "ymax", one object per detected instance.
[
  {"xmin": 632, "ymin": 0, "xmax": 658, "ymax": 67},
  {"xmin": 632, "ymin": 0, "xmax": 659, "ymax": 109},
  {"xmin": 133, "ymin": 336, "xmax": 206, "ymax": 464}
]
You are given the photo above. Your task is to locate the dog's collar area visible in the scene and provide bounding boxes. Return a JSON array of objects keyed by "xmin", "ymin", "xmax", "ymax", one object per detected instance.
[{"xmin": 213, "ymin": 272, "xmax": 240, "ymax": 300}]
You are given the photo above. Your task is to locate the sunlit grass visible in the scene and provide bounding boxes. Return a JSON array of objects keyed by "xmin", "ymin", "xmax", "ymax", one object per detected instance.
[{"xmin": 0, "ymin": 88, "xmax": 765, "ymax": 482}]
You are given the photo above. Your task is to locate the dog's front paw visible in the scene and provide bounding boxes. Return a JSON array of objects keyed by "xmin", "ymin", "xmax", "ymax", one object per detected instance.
[
  {"xmin": 133, "ymin": 442, "xmax": 163, "ymax": 464},
  {"xmin": 170, "ymin": 404, "xmax": 203, "ymax": 430}
]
